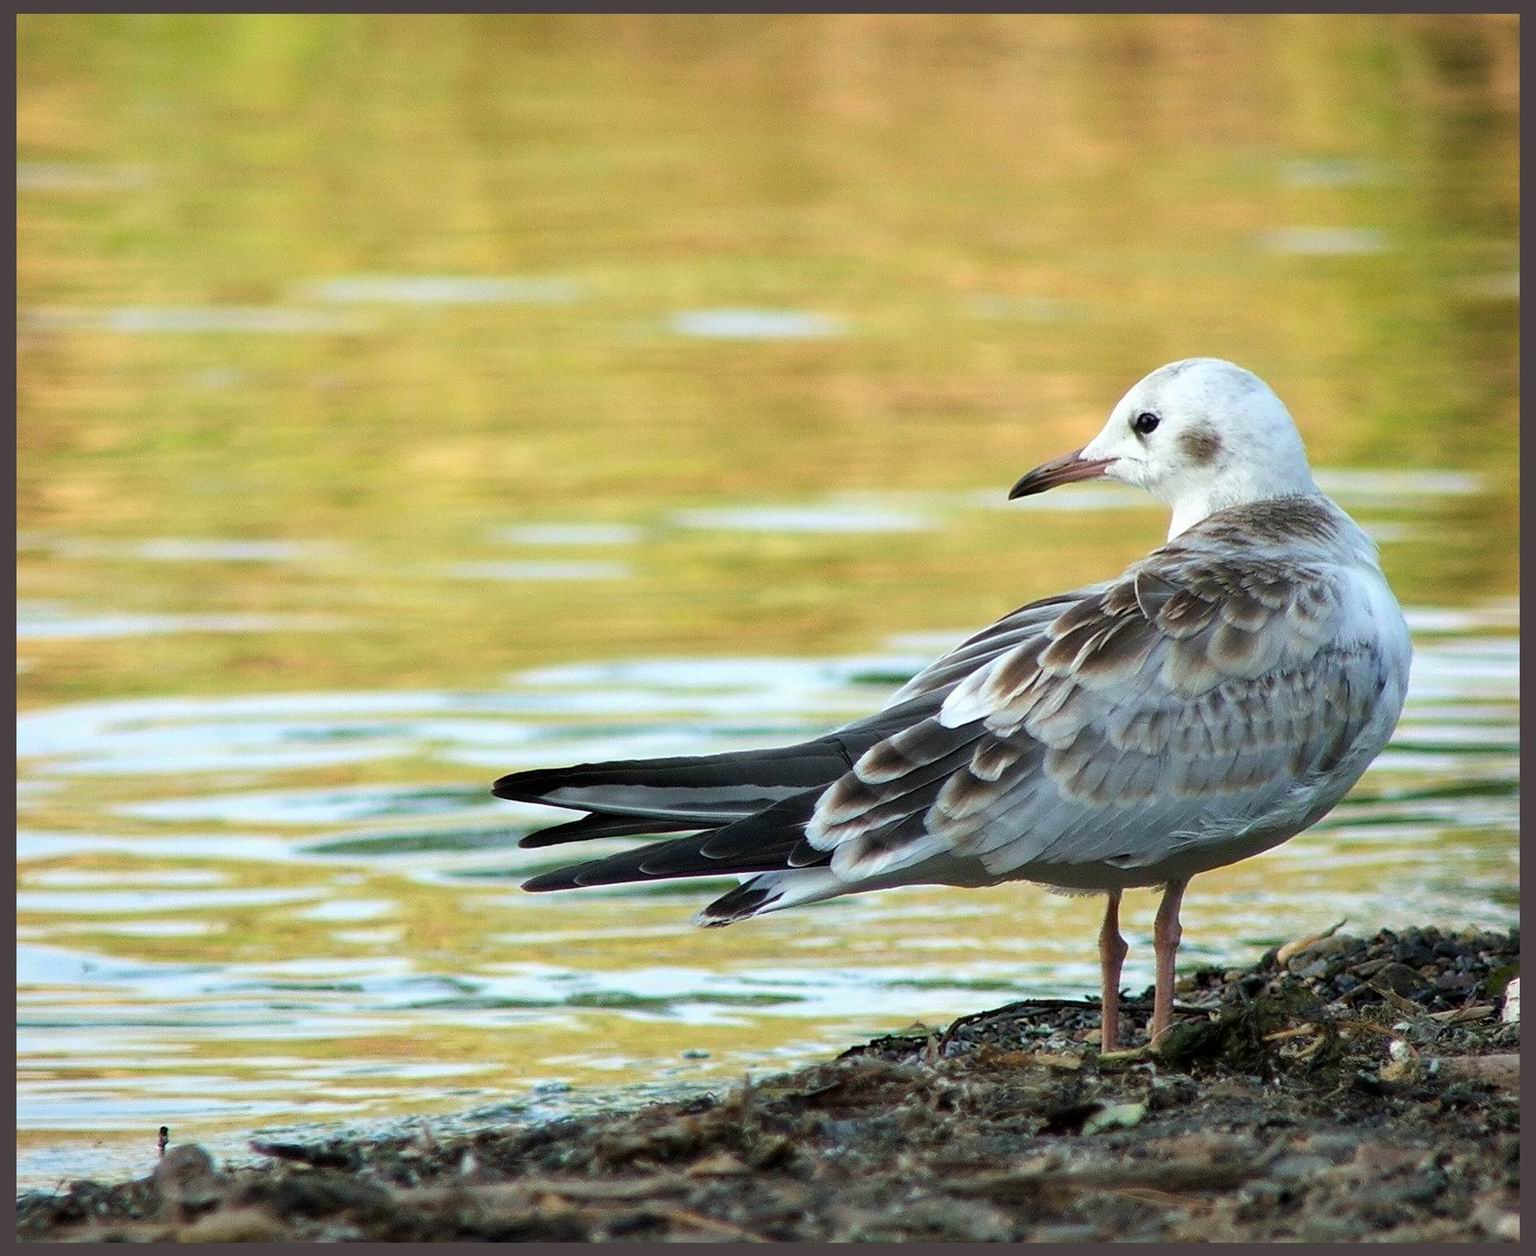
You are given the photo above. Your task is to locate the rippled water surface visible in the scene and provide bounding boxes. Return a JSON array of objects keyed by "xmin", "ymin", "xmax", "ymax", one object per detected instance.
[{"xmin": 17, "ymin": 13, "xmax": 1518, "ymax": 1190}]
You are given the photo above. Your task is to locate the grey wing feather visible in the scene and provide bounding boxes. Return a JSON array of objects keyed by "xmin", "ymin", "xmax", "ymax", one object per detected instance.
[
  {"xmin": 805, "ymin": 549, "xmax": 1395, "ymax": 882},
  {"xmin": 874, "ymin": 588, "xmax": 1104, "ymax": 708}
]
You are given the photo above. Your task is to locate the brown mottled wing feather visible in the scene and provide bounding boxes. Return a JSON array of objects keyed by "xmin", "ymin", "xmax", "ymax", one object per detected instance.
[
  {"xmin": 804, "ymin": 550, "xmax": 1392, "ymax": 881},
  {"xmin": 873, "ymin": 588, "xmax": 1103, "ymax": 708}
]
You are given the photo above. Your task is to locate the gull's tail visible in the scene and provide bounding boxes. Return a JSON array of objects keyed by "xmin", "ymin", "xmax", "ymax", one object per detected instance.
[
  {"xmin": 495, "ymin": 699, "xmax": 950, "ymax": 920},
  {"xmin": 497, "ymin": 738, "xmax": 869, "ymax": 918},
  {"xmin": 493, "ymin": 737, "xmax": 855, "ymax": 836}
]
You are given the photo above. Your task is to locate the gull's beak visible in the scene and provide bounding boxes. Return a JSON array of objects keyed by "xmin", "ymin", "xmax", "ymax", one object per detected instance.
[{"xmin": 1008, "ymin": 448, "xmax": 1117, "ymax": 499}]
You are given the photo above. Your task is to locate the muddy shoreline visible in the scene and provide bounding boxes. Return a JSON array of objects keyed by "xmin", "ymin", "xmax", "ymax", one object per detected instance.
[{"xmin": 19, "ymin": 926, "xmax": 1519, "ymax": 1243}]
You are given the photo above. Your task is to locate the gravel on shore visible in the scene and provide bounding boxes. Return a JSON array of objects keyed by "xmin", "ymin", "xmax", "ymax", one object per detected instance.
[{"xmin": 18, "ymin": 925, "xmax": 1519, "ymax": 1243}]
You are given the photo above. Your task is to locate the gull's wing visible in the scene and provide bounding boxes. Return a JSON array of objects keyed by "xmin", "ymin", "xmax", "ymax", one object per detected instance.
[
  {"xmin": 799, "ymin": 548, "xmax": 1401, "ymax": 884},
  {"xmin": 506, "ymin": 586, "xmax": 1105, "ymax": 845},
  {"xmin": 513, "ymin": 585, "xmax": 1114, "ymax": 891},
  {"xmin": 870, "ymin": 587, "xmax": 1103, "ymax": 709}
]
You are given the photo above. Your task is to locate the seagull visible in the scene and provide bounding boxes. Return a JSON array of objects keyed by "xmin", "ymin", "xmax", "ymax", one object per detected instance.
[{"xmin": 496, "ymin": 358, "xmax": 1412, "ymax": 1050}]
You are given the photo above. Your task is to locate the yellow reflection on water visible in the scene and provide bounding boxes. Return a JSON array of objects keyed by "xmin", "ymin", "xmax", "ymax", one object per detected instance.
[{"xmin": 17, "ymin": 12, "xmax": 1518, "ymax": 1186}]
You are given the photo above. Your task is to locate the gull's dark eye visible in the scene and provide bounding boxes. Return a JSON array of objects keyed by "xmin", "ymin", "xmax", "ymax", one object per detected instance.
[{"xmin": 1132, "ymin": 411, "xmax": 1160, "ymax": 436}]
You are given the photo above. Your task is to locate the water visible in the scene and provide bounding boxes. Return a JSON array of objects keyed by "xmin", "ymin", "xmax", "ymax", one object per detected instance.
[
  {"xmin": 16, "ymin": 13, "xmax": 1518, "ymax": 1191},
  {"xmin": 669, "ymin": 309, "xmax": 846, "ymax": 340}
]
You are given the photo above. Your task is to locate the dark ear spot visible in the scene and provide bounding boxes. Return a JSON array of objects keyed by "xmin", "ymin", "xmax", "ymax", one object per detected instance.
[{"xmin": 1179, "ymin": 425, "xmax": 1223, "ymax": 465}]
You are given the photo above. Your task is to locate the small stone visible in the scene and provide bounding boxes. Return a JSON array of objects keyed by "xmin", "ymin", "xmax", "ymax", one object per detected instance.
[
  {"xmin": 177, "ymin": 1207, "xmax": 291, "ymax": 1243},
  {"xmin": 1143, "ymin": 1132, "xmax": 1255, "ymax": 1162},
  {"xmin": 1350, "ymin": 1142, "xmax": 1428, "ymax": 1174},
  {"xmin": 1373, "ymin": 963, "xmax": 1431, "ymax": 997},
  {"xmin": 152, "ymin": 1144, "xmax": 227, "ymax": 1214},
  {"xmin": 686, "ymin": 1150, "xmax": 748, "ymax": 1177},
  {"xmin": 1379, "ymin": 1039, "xmax": 1423, "ymax": 1086},
  {"xmin": 1297, "ymin": 1213, "xmax": 1363, "ymax": 1242},
  {"xmin": 1296, "ymin": 1131, "xmax": 1361, "ymax": 1163},
  {"xmin": 1082, "ymin": 1102, "xmax": 1146, "ymax": 1135},
  {"xmin": 1147, "ymin": 1075, "xmax": 1199, "ymax": 1109},
  {"xmin": 1392, "ymin": 941, "xmax": 1435, "ymax": 968},
  {"xmin": 1034, "ymin": 1223, "xmax": 1103, "ymax": 1242},
  {"xmin": 1268, "ymin": 1152, "xmax": 1333, "ymax": 1183},
  {"xmin": 1471, "ymin": 1199, "xmax": 1520, "ymax": 1241}
]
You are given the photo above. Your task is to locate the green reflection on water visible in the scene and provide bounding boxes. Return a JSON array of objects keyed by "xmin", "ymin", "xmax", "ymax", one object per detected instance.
[{"xmin": 16, "ymin": 13, "xmax": 1518, "ymax": 1186}]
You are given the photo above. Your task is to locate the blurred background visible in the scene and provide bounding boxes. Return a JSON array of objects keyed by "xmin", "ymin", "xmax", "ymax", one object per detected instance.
[{"xmin": 17, "ymin": 13, "xmax": 1518, "ymax": 1188}]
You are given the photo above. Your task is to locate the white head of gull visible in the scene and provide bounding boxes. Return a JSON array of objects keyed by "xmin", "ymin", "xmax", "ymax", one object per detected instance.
[
  {"xmin": 499, "ymin": 358, "xmax": 1412, "ymax": 1051},
  {"xmin": 1012, "ymin": 357, "xmax": 1321, "ymax": 539}
]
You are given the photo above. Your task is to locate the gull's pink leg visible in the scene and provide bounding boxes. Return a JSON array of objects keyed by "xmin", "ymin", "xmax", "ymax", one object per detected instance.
[
  {"xmin": 1098, "ymin": 889, "xmax": 1127, "ymax": 1051},
  {"xmin": 1151, "ymin": 879, "xmax": 1187, "ymax": 1042}
]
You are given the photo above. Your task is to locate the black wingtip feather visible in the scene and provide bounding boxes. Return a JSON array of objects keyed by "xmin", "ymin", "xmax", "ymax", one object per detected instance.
[
  {"xmin": 494, "ymin": 740, "xmax": 857, "ymax": 809},
  {"xmin": 517, "ymin": 813, "xmax": 698, "ymax": 849},
  {"xmin": 696, "ymin": 882, "xmax": 776, "ymax": 926},
  {"xmin": 521, "ymin": 867, "xmax": 581, "ymax": 892},
  {"xmin": 493, "ymin": 767, "xmax": 582, "ymax": 803},
  {"xmin": 516, "ymin": 795, "xmax": 830, "ymax": 896}
]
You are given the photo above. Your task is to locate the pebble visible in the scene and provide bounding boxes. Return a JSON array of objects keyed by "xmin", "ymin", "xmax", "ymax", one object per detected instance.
[
  {"xmin": 1082, "ymin": 1102, "xmax": 1146, "ymax": 1135},
  {"xmin": 1268, "ymin": 1153, "xmax": 1334, "ymax": 1183},
  {"xmin": 1297, "ymin": 1213, "xmax": 1361, "ymax": 1242},
  {"xmin": 1373, "ymin": 963, "xmax": 1430, "ymax": 995},
  {"xmin": 1471, "ymin": 1199, "xmax": 1521, "ymax": 1241},
  {"xmin": 16, "ymin": 924, "xmax": 1520, "ymax": 1244},
  {"xmin": 152, "ymin": 1145, "xmax": 227, "ymax": 1212},
  {"xmin": 1348, "ymin": 1140, "xmax": 1427, "ymax": 1171},
  {"xmin": 1295, "ymin": 1132, "xmax": 1361, "ymax": 1163},
  {"xmin": 177, "ymin": 1208, "xmax": 291, "ymax": 1243},
  {"xmin": 1033, "ymin": 1223, "xmax": 1104, "ymax": 1242}
]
